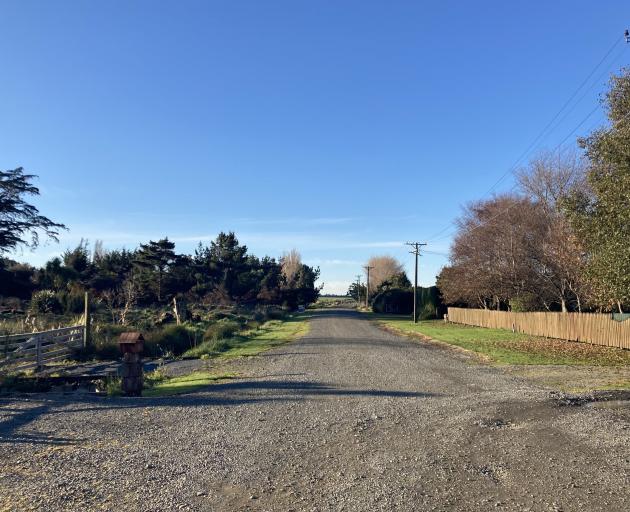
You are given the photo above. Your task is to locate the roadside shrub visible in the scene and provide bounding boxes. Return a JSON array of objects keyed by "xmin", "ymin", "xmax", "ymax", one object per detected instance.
[
  {"xmin": 210, "ymin": 339, "xmax": 232, "ymax": 352},
  {"xmin": 30, "ymin": 290, "xmax": 62, "ymax": 314},
  {"xmin": 264, "ymin": 308, "xmax": 286, "ymax": 321},
  {"xmin": 145, "ymin": 325, "xmax": 196, "ymax": 358},
  {"xmin": 182, "ymin": 338, "xmax": 235, "ymax": 358},
  {"xmin": 96, "ymin": 377, "xmax": 122, "ymax": 396},
  {"xmin": 135, "ymin": 317, "xmax": 157, "ymax": 333},
  {"xmin": 372, "ymin": 286, "xmax": 445, "ymax": 318},
  {"xmin": 81, "ymin": 324, "xmax": 129, "ymax": 360},
  {"xmin": 57, "ymin": 289, "xmax": 85, "ymax": 314},
  {"xmin": 244, "ymin": 319, "xmax": 261, "ymax": 331},
  {"xmin": 0, "ymin": 374, "xmax": 52, "ymax": 393},
  {"xmin": 417, "ymin": 286, "xmax": 446, "ymax": 318},
  {"xmin": 372, "ymin": 289, "xmax": 413, "ymax": 315},
  {"xmin": 509, "ymin": 293, "xmax": 542, "ymax": 312},
  {"xmin": 203, "ymin": 320, "xmax": 240, "ymax": 342},
  {"xmin": 419, "ymin": 302, "xmax": 437, "ymax": 321},
  {"xmin": 234, "ymin": 314, "xmax": 248, "ymax": 325},
  {"xmin": 103, "ymin": 377, "xmax": 122, "ymax": 396},
  {"xmin": 144, "ymin": 368, "xmax": 167, "ymax": 387}
]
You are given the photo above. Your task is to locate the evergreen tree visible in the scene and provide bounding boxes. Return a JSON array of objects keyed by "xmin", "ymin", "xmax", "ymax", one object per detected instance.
[
  {"xmin": 133, "ymin": 238, "xmax": 177, "ymax": 302},
  {"xmin": 208, "ymin": 232, "xmax": 248, "ymax": 300},
  {"xmin": 0, "ymin": 168, "xmax": 66, "ymax": 253},
  {"xmin": 566, "ymin": 69, "xmax": 630, "ymax": 312}
]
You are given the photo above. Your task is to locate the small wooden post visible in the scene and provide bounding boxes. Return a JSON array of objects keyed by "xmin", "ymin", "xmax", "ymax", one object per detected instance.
[
  {"xmin": 35, "ymin": 335, "xmax": 42, "ymax": 372},
  {"xmin": 83, "ymin": 291, "xmax": 90, "ymax": 348}
]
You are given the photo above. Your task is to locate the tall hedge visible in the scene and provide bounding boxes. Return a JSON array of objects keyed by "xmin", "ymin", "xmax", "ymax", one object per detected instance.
[{"xmin": 372, "ymin": 286, "xmax": 444, "ymax": 319}]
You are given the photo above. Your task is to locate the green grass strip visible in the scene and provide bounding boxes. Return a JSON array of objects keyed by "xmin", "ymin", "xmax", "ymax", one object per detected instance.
[
  {"xmin": 375, "ymin": 315, "xmax": 630, "ymax": 366},
  {"xmin": 182, "ymin": 314, "xmax": 310, "ymax": 360},
  {"xmin": 143, "ymin": 371, "xmax": 236, "ymax": 397}
]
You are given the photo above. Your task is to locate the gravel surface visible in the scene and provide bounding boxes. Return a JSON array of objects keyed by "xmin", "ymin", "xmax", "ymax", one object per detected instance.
[{"xmin": 1, "ymin": 309, "xmax": 629, "ymax": 511}]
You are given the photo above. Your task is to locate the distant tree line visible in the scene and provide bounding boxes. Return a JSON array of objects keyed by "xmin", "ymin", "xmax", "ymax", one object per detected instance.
[
  {"xmin": 1, "ymin": 168, "xmax": 320, "ymax": 312},
  {"xmin": 437, "ymin": 69, "xmax": 630, "ymax": 313},
  {"xmin": 0, "ymin": 231, "xmax": 320, "ymax": 314}
]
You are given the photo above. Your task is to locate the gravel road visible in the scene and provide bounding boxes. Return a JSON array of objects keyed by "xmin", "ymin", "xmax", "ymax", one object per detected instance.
[{"xmin": 1, "ymin": 309, "xmax": 629, "ymax": 511}]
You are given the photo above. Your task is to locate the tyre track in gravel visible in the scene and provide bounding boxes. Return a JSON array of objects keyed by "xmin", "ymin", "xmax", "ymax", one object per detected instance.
[{"xmin": 0, "ymin": 308, "xmax": 629, "ymax": 511}]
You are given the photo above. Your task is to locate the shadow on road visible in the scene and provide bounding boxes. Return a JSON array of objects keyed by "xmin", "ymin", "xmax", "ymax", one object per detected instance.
[
  {"xmin": 0, "ymin": 378, "xmax": 438, "ymax": 445},
  {"xmin": 0, "ymin": 308, "xmax": 428, "ymax": 446},
  {"xmin": 0, "ymin": 402, "xmax": 83, "ymax": 446}
]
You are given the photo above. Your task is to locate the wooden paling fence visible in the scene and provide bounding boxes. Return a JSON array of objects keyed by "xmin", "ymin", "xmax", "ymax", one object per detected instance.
[
  {"xmin": 0, "ymin": 325, "xmax": 85, "ymax": 373},
  {"xmin": 447, "ymin": 307, "xmax": 630, "ymax": 350}
]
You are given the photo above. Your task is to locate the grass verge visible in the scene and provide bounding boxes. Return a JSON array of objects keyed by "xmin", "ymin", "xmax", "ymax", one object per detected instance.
[
  {"xmin": 182, "ymin": 314, "xmax": 310, "ymax": 359},
  {"xmin": 375, "ymin": 315, "xmax": 630, "ymax": 392},
  {"xmin": 143, "ymin": 370, "xmax": 236, "ymax": 397},
  {"xmin": 374, "ymin": 315, "xmax": 630, "ymax": 367}
]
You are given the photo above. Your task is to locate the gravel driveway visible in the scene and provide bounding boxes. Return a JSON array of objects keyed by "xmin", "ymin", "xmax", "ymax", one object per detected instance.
[{"xmin": 1, "ymin": 309, "xmax": 629, "ymax": 511}]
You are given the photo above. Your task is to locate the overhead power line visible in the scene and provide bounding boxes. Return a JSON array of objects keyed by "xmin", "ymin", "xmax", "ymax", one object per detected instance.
[
  {"xmin": 428, "ymin": 104, "xmax": 630, "ymax": 245},
  {"xmin": 425, "ymin": 31, "xmax": 628, "ymax": 245},
  {"xmin": 480, "ymin": 35, "xmax": 624, "ymax": 198}
]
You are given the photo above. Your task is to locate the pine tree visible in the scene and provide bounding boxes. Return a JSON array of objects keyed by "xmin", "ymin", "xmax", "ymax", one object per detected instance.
[
  {"xmin": 133, "ymin": 238, "xmax": 177, "ymax": 302},
  {"xmin": 0, "ymin": 168, "xmax": 66, "ymax": 253}
]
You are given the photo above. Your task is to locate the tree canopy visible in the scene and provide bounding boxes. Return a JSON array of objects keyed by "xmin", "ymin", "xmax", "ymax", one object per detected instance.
[
  {"xmin": 0, "ymin": 232, "xmax": 321, "ymax": 313},
  {"xmin": 564, "ymin": 69, "xmax": 630, "ymax": 312},
  {"xmin": 438, "ymin": 68, "xmax": 630, "ymax": 313},
  {"xmin": 0, "ymin": 168, "xmax": 66, "ymax": 253}
]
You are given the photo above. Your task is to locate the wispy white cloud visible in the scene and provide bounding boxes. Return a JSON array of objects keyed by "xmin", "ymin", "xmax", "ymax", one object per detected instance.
[
  {"xmin": 231, "ymin": 216, "xmax": 356, "ymax": 226},
  {"xmin": 306, "ymin": 258, "xmax": 362, "ymax": 266},
  {"xmin": 47, "ymin": 228, "xmax": 410, "ymax": 254},
  {"xmin": 340, "ymin": 241, "xmax": 404, "ymax": 249}
]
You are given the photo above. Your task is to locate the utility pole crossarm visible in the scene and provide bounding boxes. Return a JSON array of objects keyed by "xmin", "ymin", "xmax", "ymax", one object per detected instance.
[{"xmin": 405, "ymin": 242, "xmax": 427, "ymax": 323}]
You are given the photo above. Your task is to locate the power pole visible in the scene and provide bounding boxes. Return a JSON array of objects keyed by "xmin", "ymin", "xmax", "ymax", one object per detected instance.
[
  {"xmin": 355, "ymin": 274, "xmax": 362, "ymax": 307},
  {"xmin": 363, "ymin": 265, "xmax": 374, "ymax": 309},
  {"xmin": 406, "ymin": 242, "xmax": 427, "ymax": 323}
]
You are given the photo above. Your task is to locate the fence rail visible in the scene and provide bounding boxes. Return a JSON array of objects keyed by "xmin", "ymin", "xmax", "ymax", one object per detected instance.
[
  {"xmin": 447, "ymin": 308, "xmax": 630, "ymax": 350},
  {"xmin": 0, "ymin": 325, "xmax": 85, "ymax": 373}
]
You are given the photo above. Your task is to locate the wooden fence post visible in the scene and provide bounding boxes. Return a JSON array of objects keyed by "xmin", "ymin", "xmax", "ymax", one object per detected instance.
[
  {"xmin": 83, "ymin": 291, "xmax": 90, "ymax": 348},
  {"xmin": 36, "ymin": 335, "xmax": 42, "ymax": 372}
]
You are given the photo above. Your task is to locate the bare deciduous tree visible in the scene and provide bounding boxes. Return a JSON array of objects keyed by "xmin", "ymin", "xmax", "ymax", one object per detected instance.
[
  {"xmin": 517, "ymin": 150, "xmax": 589, "ymax": 312},
  {"xmin": 119, "ymin": 278, "xmax": 138, "ymax": 325},
  {"xmin": 439, "ymin": 150, "xmax": 590, "ymax": 312},
  {"xmin": 101, "ymin": 288, "xmax": 118, "ymax": 323},
  {"xmin": 439, "ymin": 195, "xmax": 545, "ymax": 310},
  {"xmin": 281, "ymin": 249, "xmax": 302, "ymax": 287},
  {"xmin": 516, "ymin": 149, "xmax": 586, "ymax": 211},
  {"xmin": 366, "ymin": 255, "xmax": 404, "ymax": 293}
]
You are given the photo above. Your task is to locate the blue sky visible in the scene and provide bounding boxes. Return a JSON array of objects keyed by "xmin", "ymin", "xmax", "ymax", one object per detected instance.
[{"xmin": 1, "ymin": 1, "xmax": 628, "ymax": 294}]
